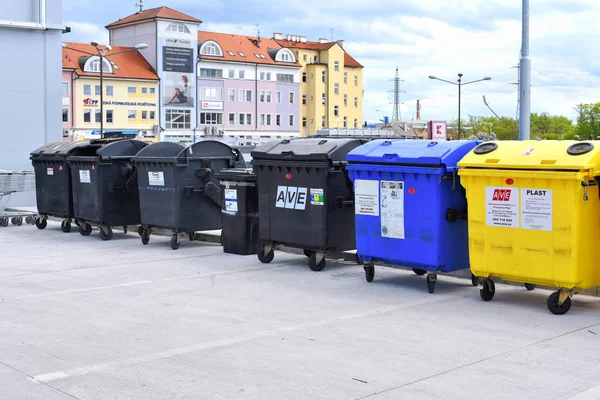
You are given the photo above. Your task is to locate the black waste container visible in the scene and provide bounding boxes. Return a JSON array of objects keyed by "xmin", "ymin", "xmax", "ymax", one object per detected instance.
[
  {"xmin": 30, "ymin": 140, "xmax": 92, "ymax": 232},
  {"xmin": 251, "ymin": 137, "xmax": 365, "ymax": 271},
  {"xmin": 215, "ymin": 168, "xmax": 260, "ymax": 255},
  {"xmin": 133, "ymin": 140, "xmax": 245, "ymax": 250},
  {"xmin": 66, "ymin": 139, "xmax": 147, "ymax": 240}
]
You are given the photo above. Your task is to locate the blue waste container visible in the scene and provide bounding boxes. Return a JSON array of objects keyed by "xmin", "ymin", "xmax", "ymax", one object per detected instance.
[{"xmin": 346, "ymin": 140, "xmax": 479, "ymax": 293}]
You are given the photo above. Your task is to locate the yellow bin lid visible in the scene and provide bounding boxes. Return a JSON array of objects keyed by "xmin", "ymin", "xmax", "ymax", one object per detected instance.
[{"xmin": 458, "ymin": 140, "xmax": 600, "ymax": 173}]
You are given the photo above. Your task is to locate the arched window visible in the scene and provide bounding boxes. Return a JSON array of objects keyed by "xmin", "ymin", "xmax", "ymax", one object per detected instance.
[
  {"xmin": 275, "ymin": 49, "xmax": 295, "ymax": 63},
  {"xmin": 200, "ymin": 41, "xmax": 223, "ymax": 57},
  {"xmin": 166, "ymin": 23, "xmax": 190, "ymax": 34},
  {"xmin": 84, "ymin": 56, "xmax": 113, "ymax": 73}
]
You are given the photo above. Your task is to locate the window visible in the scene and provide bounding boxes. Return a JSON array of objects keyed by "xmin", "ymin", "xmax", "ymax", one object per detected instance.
[
  {"xmin": 344, "ymin": 94, "xmax": 348, "ymax": 107},
  {"xmin": 239, "ymin": 113, "xmax": 246, "ymax": 125},
  {"xmin": 354, "ymin": 118, "xmax": 358, "ymax": 128},
  {"xmin": 105, "ymin": 110, "xmax": 113, "ymax": 123},
  {"xmin": 266, "ymin": 91, "xmax": 272, "ymax": 103},
  {"xmin": 228, "ymin": 88, "xmax": 236, "ymax": 101},
  {"xmin": 84, "ymin": 110, "xmax": 91, "ymax": 123},
  {"xmin": 321, "ymin": 71, "xmax": 326, "ymax": 83},
  {"xmin": 260, "ymin": 91, "xmax": 265, "ymax": 103},
  {"xmin": 142, "ymin": 87, "xmax": 148, "ymax": 94},
  {"xmin": 334, "ymin": 106, "xmax": 339, "ymax": 117},
  {"xmin": 260, "ymin": 114, "xmax": 265, "ymax": 126},
  {"xmin": 246, "ymin": 90, "xmax": 252, "ymax": 102},
  {"xmin": 322, "ymin": 116, "xmax": 326, "ymax": 127},
  {"xmin": 302, "ymin": 95, "xmax": 307, "ymax": 105},
  {"xmin": 266, "ymin": 73, "xmax": 272, "ymax": 80},
  {"xmin": 128, "ymin": 110, "xmax": 136, "ymax": 120},
  {"xmin": 228, "ymin": 51, "xmax": 235, "ymax": 56},
  {"xmin": 106, "ymin": 85, "xmax": 114, "ymax": 97},
  {"xmin": 266, "ymin": 114, "xmax": 272, "ymax": 126},
  {"xmin": 200, "ymin": 112, "xmax": 223, "ymax": 125},
  {"xmin": 334, "ymin": 83, "xmax": 339, "ymax": 95},
  {"xmin": 62, "ymin": 109, "xmax": 69, "ymax": 123},
  {"xmin": 314, "ymin": 56, "xmax": 318, "ymax": 63},
  {"xmin": 83, "ymin": 85, "xmax": 91, "ymax": 96},
  {"xmin": 276, "ymin": 114, "xmax": 281, "ymax": 126},
  {"xmin": 87, "ymin": 58, "xmax": 111, "ymax": 73},
  {"xmin": 140, "ymin": 111, "xmax": 147, "ymax": 120},
  {"xmin": 95, "ymin": 110, "xmax": 101, "ymax": 123},
  {"xmin": 246, "ymin": 113, "xmax": 252, "ymax": 125},
  {"xmin": 228, "ymin": 70, "xmax": 235, "ymax": 79},
  {"xmin": 166, "ymin": 23, "xmax": 190, "ymax": 33},
  {"xmin": 260, "ymin": 72, "xmax": 265, "ymax": 81},
  {"xmin": 200, "ymin": 69, "xmax": 223, "ymax": 79},
  {"xmin": 355, "ymin": 75, "xmax": 358, "ymax": 86},
  {"xmin": 289, "ymin": 92, "xmax": 295, "ymax": 104},
  {"xmin": 166, "ymin": 110, "xmax": 191, "ymax": 129},
  {"xmin": 354, "ymin": 97, "xmax": 358, "ymax": 108},
  {"xmin": 343, "ymin": 116, "xmax": 347, "ymax": 128},
  {"xmin": 239, "ymin": 52, "xmax": 245, "ymax": 57},
  {"xmin": 281, "ymin": 52, "xmax": 291, "ymax": 62},
  {"xmin": 302, "ymin": 117, "xmax": 307, "ymax": 128},
  {"xmin": 201, "ymin": 87, "xmax": 222, "ymax": 101},
  {"xmin": 303, "ymin": 54, "xmax": 307, "ymax": 62},
  {"xmin": 321, "ymin": 93, "xmax": 326, "ymax": 105},
  {"xmin": 344, "ymin": 72, "xmax": 348, "ymax": 84},
  {"xmin": 277, "ymin": 73, "xmax": 294, "ymax": 83},
  {"xmin": 229, "ymin": 113, "xmax": 235, "ymax": 125},
  {"xmin": 302, "ymin": 72, "xmax": 307, "ymax": 83},
  {"xmin": 334, "ymin": 61, "xmax": 339, "ymax": 72},
  {"xmin": 238, "ymin": 89, "xmax": 253, "ymax": 102},
  {"xmin": 239, "ymin": 70, "xmax": 245, "ymax": 79},
  {"xmin": 94, "ymin": 85, "xmax": 101, "ymax": 96},
  {"xmin": 149, "ymin": 111, "xmax": 155, "ymax": 120},
  {"xmin": 62, "ymin": 82, "xmax": 68, "ymax": 95},
  {"xmin": 201, "ymin": 43, "xmax": 222, "ymax": 56},
  {"xmin": 128, "ymin": 87, "xmax": 136, "ymax": 94},
  {"xmin": 276, "ymin": 91, "xmax": 282, "ymax": 104},
  {"xmin": 150, "ymin": 88, "xmax": 155, "ymax": 94},
  {"xmin": 289, "ymin": 114, "xmax": 295, "ymax": 126}
]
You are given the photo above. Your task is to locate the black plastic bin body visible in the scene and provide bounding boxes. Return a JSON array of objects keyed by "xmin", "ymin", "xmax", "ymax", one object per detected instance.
[
  {"xmin": 216, "ymin": 168, "xmax": 260, "ymax": 255},
  {"xmin": 30, "ymin": 141, "xmax": 92, "ymax": 229},
  {"xmin": 66, "ymin": 139, "xmax": 147, "ymax": 239},
  {"xmin": 132, "ymin": 140, "xmax": 245, "ymax": 249},
  {"xmin": 251, "ymin": 137, "xmax": 365, "ymax": 270}
]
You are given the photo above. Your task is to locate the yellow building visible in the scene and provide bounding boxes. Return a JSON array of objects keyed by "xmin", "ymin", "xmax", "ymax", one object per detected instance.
[
  {"xmin": 62, "ymin": 42, "xmax": 160, "ymax": 142},
  {"xmin": 274, "ymin": 34, "xmax": 364, "ymax": 136}
]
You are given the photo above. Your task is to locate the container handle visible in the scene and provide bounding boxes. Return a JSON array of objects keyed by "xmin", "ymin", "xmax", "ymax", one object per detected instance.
[
  {"xmin": 336, "ymin": 196, "xmax": 354, "ymax": 208},
  {"xmin": 445, "ymin": 208, "xmax": 467, "ymax": 222}
]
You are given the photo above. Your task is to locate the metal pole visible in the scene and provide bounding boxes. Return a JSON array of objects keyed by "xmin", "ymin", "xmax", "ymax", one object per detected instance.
[
  {"xmin": 100, "ymin": 54, "xmax": 104, "ymax": 137},
  {"xmin": 458, "ymin": 73, "xmax": 462, "ymax": 139},
  {"xmin": 519, "ymin": 0, "xmax": 531, "ymax": 140}
]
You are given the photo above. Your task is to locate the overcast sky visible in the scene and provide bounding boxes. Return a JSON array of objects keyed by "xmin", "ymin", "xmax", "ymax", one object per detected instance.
[{"xmin": 63, "ymin": 0, "xmax": 600, "ymax": 124}]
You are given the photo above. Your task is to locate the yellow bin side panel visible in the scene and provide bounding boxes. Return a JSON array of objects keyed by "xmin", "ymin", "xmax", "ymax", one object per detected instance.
[{"xmin": 460, "ymin": 169, "xmax": 600, "ymax": 289}]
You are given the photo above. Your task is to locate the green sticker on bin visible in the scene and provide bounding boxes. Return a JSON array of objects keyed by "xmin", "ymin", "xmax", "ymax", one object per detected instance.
[{"xmin": 311, "ymin": 188, "xmax": 324, "ymax": 206}]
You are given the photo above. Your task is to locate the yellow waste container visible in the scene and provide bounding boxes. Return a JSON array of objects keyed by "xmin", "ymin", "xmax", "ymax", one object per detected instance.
[{"xmin": 458, "ymin": 140, "xmax": 600, "ymax": 315}]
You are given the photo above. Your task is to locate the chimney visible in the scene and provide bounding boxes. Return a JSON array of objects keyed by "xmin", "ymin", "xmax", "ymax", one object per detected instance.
[
  {"xmin": 319, "ymin": 38, "xmax": 328, "ymax": 43},
  {"xmin": 336, "ymin": 40, "xmax": 344, "ymax": 49},
  {"xmin": 416, "ymin": 100, "xmax": 421, "ymax": 120},
  {"xmin": 273, "ymin": 33, "xmax": 283, "ymax": 40},
  {"xmin": 300, "ymin": 36, "xmax": 307, "ymax": 43},
  {"xmin": 286, "ymin": 34, "xmax": 292, "ymax": 41}
]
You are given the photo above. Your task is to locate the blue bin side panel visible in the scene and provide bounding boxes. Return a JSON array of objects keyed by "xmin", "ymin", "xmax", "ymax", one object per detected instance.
[{"xmin": 348, "ymin": 165, "xmax": 469, "ymax": 272}]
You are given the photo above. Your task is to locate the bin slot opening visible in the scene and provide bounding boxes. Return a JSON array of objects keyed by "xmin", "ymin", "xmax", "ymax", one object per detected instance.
[
  {"xmin": 540, "ymin": 160, "xmax": 557, "ymax": 165},
  {"xmin": 485, "ymin": 159, "xmax": 500, "ymax": 164}
]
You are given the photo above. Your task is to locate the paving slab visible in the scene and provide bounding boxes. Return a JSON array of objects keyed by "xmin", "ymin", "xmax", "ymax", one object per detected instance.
[{"xmin": 1, "ymin": 221, "xmax": 600, "ymax": 399}]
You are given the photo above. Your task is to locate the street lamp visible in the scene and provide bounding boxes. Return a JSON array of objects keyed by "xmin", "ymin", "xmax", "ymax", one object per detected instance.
[
  {"xmin": 429, "ymin": 73, "xmax": 491, "ymax": 139},
  {"xmin": 62, "ymin": 42, "xmax": 148, "ymax": 137}
]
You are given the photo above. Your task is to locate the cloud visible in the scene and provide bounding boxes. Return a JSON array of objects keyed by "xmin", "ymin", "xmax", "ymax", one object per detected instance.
[{"xmin": 64, "ymin": 21, "xmax": 109, "ymax": 45}]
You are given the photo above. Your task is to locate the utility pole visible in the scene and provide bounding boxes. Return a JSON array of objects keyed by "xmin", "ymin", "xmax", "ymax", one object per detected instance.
[
  {"xmin": 519, "ymin": 0, "xmax": 531, "ymax": 140},
  {"xmin": 391, "ymin": 67, "xmax": 405, "ymax": 122}
]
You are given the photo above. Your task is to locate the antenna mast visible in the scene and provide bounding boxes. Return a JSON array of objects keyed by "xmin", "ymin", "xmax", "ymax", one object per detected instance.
[{"xmin": 136, "ymin": 0, "xmax": 145, "ymax": 13}]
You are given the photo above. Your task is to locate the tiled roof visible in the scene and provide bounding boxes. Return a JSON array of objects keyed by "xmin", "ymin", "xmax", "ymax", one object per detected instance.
[
  {"xmin": 344, "ymin": 52, "xmax": 363, "ymax": 68},
  {"xmin": 62, "ymin": 42, "xmax": 159, "ymax": 80},
  {"xmin": 275, "ymin": 39, "xmax": 336, "ymax": 51},
  {"xmin": 106, "ymin": 6, "xmax": 201, "ymax": 28},
  {"xmin": 198, "ymin": 31, "xmax": 301, "ymax": 67}
]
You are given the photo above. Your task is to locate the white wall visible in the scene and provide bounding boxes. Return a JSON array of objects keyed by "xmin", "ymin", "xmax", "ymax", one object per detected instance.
[
  {"xmin": 110, "ymin": 21, "xmax": 157, "ymax": 70},
  {"xmin": 199, "ymin": 60, "xmax": 299, "ymax": 83}
]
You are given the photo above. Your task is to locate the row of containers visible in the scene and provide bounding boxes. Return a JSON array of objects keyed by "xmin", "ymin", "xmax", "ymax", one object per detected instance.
[{"xmin": 30, "ymin": 138, "xmax": 600, "ymax": 315}]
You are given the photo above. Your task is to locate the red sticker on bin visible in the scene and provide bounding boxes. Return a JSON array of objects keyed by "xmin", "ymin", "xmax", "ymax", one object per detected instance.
[{"xmin": 408, "ymin": 188, "xmax": 416, "ymax": 195}]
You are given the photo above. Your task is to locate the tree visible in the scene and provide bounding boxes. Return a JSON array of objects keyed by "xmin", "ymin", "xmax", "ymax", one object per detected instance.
[{"xmin": 574, "ymin": 103, "xmax": 600, "ymax": 140}]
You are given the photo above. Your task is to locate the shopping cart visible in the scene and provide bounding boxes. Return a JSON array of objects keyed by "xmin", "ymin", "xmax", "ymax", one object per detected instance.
[{"xmin": 0, "ymin": 170, "xmax": 37, "ymax": 227}]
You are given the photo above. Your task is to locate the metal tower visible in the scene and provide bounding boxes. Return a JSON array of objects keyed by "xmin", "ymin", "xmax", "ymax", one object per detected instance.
[{"xmin": 391, "ymin": 67, "xmax": 405, "ymax": 122}]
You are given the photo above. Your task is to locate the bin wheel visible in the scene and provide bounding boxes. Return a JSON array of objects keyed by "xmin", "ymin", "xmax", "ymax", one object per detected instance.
[
  {"xmin": 25, "ymin": 216, "xmax": 35, "ymax": 225},
  {"xmin": 61, "ymin": 220, "xmax": 71, "ymax": 233},
  {"xmin": 35, "ymin": 217, "xmax": 47, "ymax": 230},
  {"xmin": 0, "ymin": 218, "xmax": 8, "ymax": 227},
  {"xmin": 138, "ymin": 226, "xmax": 144, "ymax": 237},
  {"xmin": 412, "ymin": 268, "xmax": 427, "ymax": 276},
  {"xmin": 547, "ymin": 291, "xmax": 572, "ymax": 315},
  {"xmin": 258, "ymin": 248, "xmax": 275, "ymax": 264},
  {"xmin": 308, "ymin": 253, "xmax": 326, "ymax": 272},
  {"xmin": 99, "ymin": 227, "xmax": 113, "ymax": 241},
  {"xmin": 189, "ymin": 232, "xmax": 195, "ymax": 242},
  {"xmin": 427, "ymin": 274, "xmax": 437, "ymax": 294},
  {"xmin": 471, "ymin": 274, "xmax": 479, "ymax": 287},
  {"xmin": 303, "ymin": 249, "xmax": 315, "ymax": 258},
  {"xmin": 79, "ymin": 222, "xmax": 92, "ymax": 236},
  {"xmin": 123, "ymin": 226, "xmax": 128, "ymax": 234},
  {"xmin": 525, "ymin": 283, "xmax": 536, "ymax": 291},
  {"xmin": 220, "ymin": 232, "xmax": 223, "ymax": 245},
  {"xmin": 480, "ymin": 279, "xmax": 495, "ymax": 302},
  {"xmin": 141, "ymin": 229, "xmax": 150, "ymax": 245},
  {"xmin": 355, "ymin": 253, "xmax": 364, "ymax": 265},
  {"xmin": 11, "ymin": 217, "xmax": 23, "ymax": 226},
  {"xmin": 170, "ymin": 235, "xmax": 180, "ymax": 250},
  {"xmin": 364, "ymin": 264, "xmax": 375, "ymax": 282}
]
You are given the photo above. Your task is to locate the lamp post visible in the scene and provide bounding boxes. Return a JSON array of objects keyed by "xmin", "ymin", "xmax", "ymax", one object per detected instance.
[
  {"xmin": 428, "ymin": 73, "xmax": 491, "ymax": 139},
  {"xmin": 62, "ymin": 42, "xmax": 148, "ymax": 137}
]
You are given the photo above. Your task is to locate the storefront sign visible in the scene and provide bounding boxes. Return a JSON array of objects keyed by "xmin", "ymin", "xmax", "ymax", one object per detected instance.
[
  {"xmin": 83, "ymin": 98, "xmax": 99, "ymax": 107},
  {"xmin": 201, "ymin": 101, "xmax": 222, "ymax": 110}
]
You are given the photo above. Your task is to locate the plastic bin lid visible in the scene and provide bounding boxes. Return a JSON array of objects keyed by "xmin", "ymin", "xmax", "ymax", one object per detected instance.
[
  {"xmin": 251, "ymin": 137, "xmax": 365, "ymax": 162},
  {"xmin": 347, "ymin": 140, "xmax": 480, "ymax": 168},
  {"xmin": 215, "ymin": 168, "xmax": 256, "ymax": 182},
  {"xmin": 96, "ymin": 139, "xmax": 147, "ymax": 159},
  {"xmin": 30, "ymin": 140, "xmax": 91, "ymax": 157},
  {"xmin": 458, "ymin": 140, "xmax": 600, "ymax": 172},
  {"xmin": 134, "ymin": 140, "xmax": 243, "ymax": 163}
]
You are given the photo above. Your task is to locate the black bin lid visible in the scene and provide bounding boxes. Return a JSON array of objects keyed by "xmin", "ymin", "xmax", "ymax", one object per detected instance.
[
  {"xmin": 96, "ymin": 139, "xmax": 148, "ymax": 160},
  {"xmin": 134, "ymin": 140, "xmax": 244, "ymax": 165},
  {"xmin": 215, "ymin": 168, "xmax": 256, "ymax": 182},
  {"xmin": 251, "ymin": 137, "xmax": 365, "ymax": 162},
  {"xmin": 30, "ymin": 140, "xmax": 91, "ymax": 158}
]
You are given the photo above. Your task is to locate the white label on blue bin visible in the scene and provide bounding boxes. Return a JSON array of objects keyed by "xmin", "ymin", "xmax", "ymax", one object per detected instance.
[
  {"xmin": 225, "ymin": 200, "xmax": 238, "ymax": 213},
  {"xmin": 521, "ymin": 188, "xmax": 552, "ymax": 231},
  {"xmin": 486, "ymin": 187, "xmax": 519, "ymax": 228},
  {"xmin": 380, "ymin": 181, "xmax": 405, "ymax": 239},
  {"xmin": 79, "ymin": 170, "xmax": 91, "ymax": 184},
  {"xmin": 275, "ymin": 186, "xmax": 307, "ymax": 210},
  {"xmin": 225, "ymin": 189, "xmax": 237, "ymax": 200},
  {"xmin": 355, "ymin": 180, "xmax": 379, "ymax": 216},
  {"xmin": 148, "ymin": 171, "xmax": 164, "ymax": 186}
]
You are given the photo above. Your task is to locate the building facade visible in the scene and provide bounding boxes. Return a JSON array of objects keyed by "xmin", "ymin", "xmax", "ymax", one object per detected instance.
[
  {"xmin": 274, "ymin": 34, "xmax": 364, "ymax": 136},
  {"xmin": 62, "ymin": 43, "xmax": 159, "ymax": 141}
]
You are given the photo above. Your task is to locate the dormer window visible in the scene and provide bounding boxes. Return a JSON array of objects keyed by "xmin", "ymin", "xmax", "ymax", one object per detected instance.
[
  {"xmin": 166, "ymin": 23, "xmax": 190, "ymax": 34},
  {"xmin": 83, "ymin": 56, "xmax": 113, "ymax": 74},
  {"xmin": 275, "ymin": 49, "xmax": 295, "ymax": 63},
  {"xmin": 201, "ymin": 42, "xmax": 223, "ymax": 57}
]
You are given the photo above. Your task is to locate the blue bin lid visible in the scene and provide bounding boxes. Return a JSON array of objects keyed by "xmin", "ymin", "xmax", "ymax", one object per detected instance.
[{"xmin": 347, "ymin": 140, "xmax": 480, "ymax": 169}]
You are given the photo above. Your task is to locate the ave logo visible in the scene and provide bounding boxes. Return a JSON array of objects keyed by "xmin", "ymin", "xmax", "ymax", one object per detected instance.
[
  {"xmin": 492, "ymin": 189, "xmax": 513, "ymax": 201},
  {"xmin": 275, "ymin": 186, "xmax": 308, "ymax": 210}
]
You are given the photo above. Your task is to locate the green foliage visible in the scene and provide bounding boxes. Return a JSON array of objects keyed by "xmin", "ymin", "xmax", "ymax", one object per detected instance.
[
  {"xmin": 459, "ymin": 112, "xmax": 576, "ymax": 140},
  {"xmin": 574, "ymin": 103, "xmax": 600, "ymax": 140}
]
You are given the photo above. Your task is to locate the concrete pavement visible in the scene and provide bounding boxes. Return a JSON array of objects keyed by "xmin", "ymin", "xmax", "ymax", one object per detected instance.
[{"xmin": 1, "ymin": 221, "xmax": 600, "ymax": 399}]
